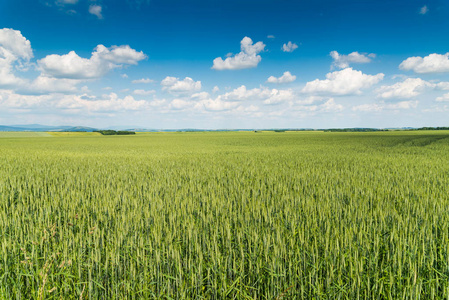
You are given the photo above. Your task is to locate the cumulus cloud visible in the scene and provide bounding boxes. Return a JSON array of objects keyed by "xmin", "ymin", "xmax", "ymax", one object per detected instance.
[
  {"xmin": 0, "ymin": 90, "xmax": 148, "ymax": 112},
  {"xmin": 212, "ymin": 37, "xmax": 265, "ymax": 70},
  {"xmin": 89, "ymin": 5, "xmax": 103, "ymax": 19},
  {"xmin": 57, "ymin": 93, "xmax": 148, "ymax": 112},
  {"xmin": 200, "ymin": 99, "xmax": 239, "ymax": 111},
  {"xmin": 38, "ymin": 44, "xmax": 146, "ymax": 79},
  {"xmin": 377, "ymin": 78, "xmax": 433, "ymax": 99},
  {"xmin": 0, "ymin": 28, "xmax": 33, "ymax": 60},
  {"xmin": 0, "ymin": 28, "xmax": 33, "ymax": 87},
  {"xmin": 159, "ymin": 85, "xmax": 295, "ymax": 112},
  {"xmin": 219, "ymin": 85, "xmax": 294, "ymax": 105},
  {"xmin": 132, "ymin": 78, "xmax": 154, "ymax": 84},
  {"xmin": 291, "ymin": 98, "xmax": 343, "ymax": 113},
  {"xmin": 330, "ymin": 51, "xmax": 375, "ymax": 69},
  {"xmin": 436, "ymin": 93, "xmax": 449, "ymax": 102},
  {"xmin": 133, "ymin": 89, "xmax": 155, "ymax": 96},
  {"xmin": 282, "ymin": 41, "xmax": 298, "ymax": 53},
  {"xmin": 302, "ymin": 68, "xmax": 384, "ymax": 95},
  {"xmin": 399, "ymin": 53, "xmax": 449, "ymax": 73},
  {"xmin": 161, "ymin": 76, "xmax": 201, "ymax": 94},
  {"xmin": 192, "ymin": 92, "xmax": 240, "ymax": 111},
  {"xmin": 353, "ymin": 101, "xmax": 418, "ymax": 112},
  {"xmin": 61, "ymin": 93, "xmax": 149, "ymax": 112},
  {"xmin": 0, "ymin": 89, "xmax": 47, "ymax": 109},
  {"xmin": 319, "ymin": 98, "xmax": 344, "ymax": 112},
  {"xmin": 169, "ymin": 99, "xmax": 192, "ymax": 110},
  {"xmin": 436, "ymin": 82, "xmax": 449, "ymax": 90},
  {"xmin": 266, "ymin": 71, "xmax": 296, "ymax": 84},
  {"xmin": 419, "ymin": 5, "xmax": 429, "ymax": 15},
  {"xmin": 56, "ymin": 0, "xmax": 78, "ymax": 4},
  {"xmin": 148, "ymin": 98, "xmax": 166, "ymax": 107},
  {"xmin": 262, "ymin": 89, "xmax": 295, "ymax": 105},
  {"xmin": 293, "ymin": 96, "xmax": 327, "ymax": 105},
  {"xmin": 17, "ymin": 76, "xmax": 80, "ymax": 95}
]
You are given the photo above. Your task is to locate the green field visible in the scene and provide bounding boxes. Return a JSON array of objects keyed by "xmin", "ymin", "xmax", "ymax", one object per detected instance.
[
  {"xmin": 1, "ymin": 131, "xmax": 449, "ymax": 299},
  {"xmin": 47, "ymin": 132, "xmax": 102, "ymax": 137},
  {"xmin": 0, "ymin": 132, "xmax": 52, "ymax": 138}
]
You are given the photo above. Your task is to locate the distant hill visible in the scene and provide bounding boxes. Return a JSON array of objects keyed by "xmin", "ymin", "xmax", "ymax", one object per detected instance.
[
  {"xmin": 62, "ymin": 126, "xmax": 98, "ymax": 132},
  {"xmin": 0, "ymin": 125, "xmax": 30, "ymax": 131},
  {"xmin": 0, "ymin": 124, "xmax": 98, "ymax": 132}
]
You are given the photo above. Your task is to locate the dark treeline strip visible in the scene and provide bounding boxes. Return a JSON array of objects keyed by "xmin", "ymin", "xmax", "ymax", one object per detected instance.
[{"xmin": 95, "ymin": 130, "xmax": 136, "ymax": 135}]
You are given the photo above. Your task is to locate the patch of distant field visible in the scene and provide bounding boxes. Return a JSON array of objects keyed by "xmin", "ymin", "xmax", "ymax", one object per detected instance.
[
  {"xmin": 47, "ymin": 132, "xmax": 102, "ymax": 137},
  {"xmin": 0, "ymin": 132, "xmax": 52, "ymax": 138},
  {"xmin": 134, "ymin": 131, "xmax": 157, "ymax": 135}
]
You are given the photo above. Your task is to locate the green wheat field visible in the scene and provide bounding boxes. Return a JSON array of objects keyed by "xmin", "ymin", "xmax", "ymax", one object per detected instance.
[{"xmin": 1, "ymin": 131, "xmax": 449, "ymax": 299}]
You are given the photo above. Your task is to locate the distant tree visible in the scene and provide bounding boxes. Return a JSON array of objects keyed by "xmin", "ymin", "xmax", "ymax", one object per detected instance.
[{"xmin": 95, "ymin": 130, "xmax": 135, "ymax": 135}]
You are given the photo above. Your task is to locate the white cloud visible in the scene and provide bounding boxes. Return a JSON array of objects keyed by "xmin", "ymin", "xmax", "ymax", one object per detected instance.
[
  {"xmin": 133, "ymin": 89, "xmax": 155, "ymax": 96},
  {"xmin": 196, "ymin": 98, "xmax": 240, "ymax": 112},
  {"xmin": 0, "ymin": 28, "xmax": 33, "ymax": 87},
  {"xmin": 0, "ymin": 28, "xmax": 33, "ymax": 61},
  {"xmin": 302, "ymin": 68, "xmax": 384, "ymax": 95},
  {"xmin": 96, "ymin": 45, "xmax": 146, "ymax": 65},
  {"xmin": 436, "ymin": 82, "xmax": 449, "ymax": 90},
  {"xmin": 352, "ymin": 103, "xmax": 383, "ymax": 112},
  {"xmin": 219, "ymin": 85, "xmax": 294, "ymax": 105},
  {"xmin": 89, "ymin": 5, "xmax": 103, "ymax": 19},
  {"xmin": 166, "ymin": 92, "xmax": 246, "ymax": 112},
  {"xmin": 436, "ymin": 93, "xmax": 449, "ymax": 102},
  {"xmin": 377, "ymin": 78, "xmax": 434, "ymax": 99},
  {"xmin": 320, "ymin": 98, "xmax": 344, "ymax": 112},
  {"xmin": 173, "ymin": 91, "xmax": 241, "ymax": 112},
  {"xmin": 0, "ymin": 90, "xmax": 148, "ymax": 112},
  {"xmin": 0, "ymin": 89, "xmax": 47, "ymax": 109},
  {"xmin": 190, "ymin": 92, "xmax": 210, "ymax": 101},
  {"xmin": 57, "ymin": 93, "xmax": 148, "ymax": 112},
  {"xmin": 38, "ymin": 44, "xmax": 146, "ymax": 79},
  {"xmin": 353, "ymin": 101, "xmax": 418, "ymax": 112},
  {"xmin": 419, "ymin": 5, "xmax": 429, "ymax": 15},
  {"xmin": 293, "ymin": 96, "xmax": 327, "ymax": 105},
  {"xmin": 160, "ymin": 86, "xmax": 295, "ymax": 112},
  {"xmin": 219, "ymin": 85, "xmax": 271, "ymax": 101},
  {"xmin": 212, "ymin": 86, "xmax": 219, "ymax": 93},
  {"xmin": 121, "ymin": 74, "xmax": 129, "ymax": 78},
  {"xmin": 148, "ymin": 98, "xmax": 166, "ymax": 107},
  {"xmin": 266, "ymin": 71, "xmax": 296, "ymax": 84},
  {"xmin": 132, "ymin": 78, "xmax": 154, "ymax": 84},
  {"xmin": 46, "ymin": 49, "xmax": 113, "ymax": 78},
  {"xmin": 204, "ymin": 100, "xmax": 239, "ymax": 111},
  {"xmin": 330, "ymin": 51, "xmax": 374, "ymax": 69},
  {"xmin": 262, "ymin": 89, "xmax": 295, "ymax": 105},
  {"xmin": 292, "ymin": 98, "xmax": 343, "ymax": 113},
  {"xmin": 169, "ymin": 99, "xmax": 193, "ymax": 110},
  {"xmin": 282, "ymin": 41, "xmax": 298, "ymax": 53},
  {"xmin": 56, "ymin": 0, "xmax": 78, "ymax": 4},
  {"xmin": 399, "ymin": 53, "xmax": 449, "ymax": 74},
  {"xmin": 161, "ymin": 76, "xmax": 201, "ymax": 94},
  {"xmin": 267, "ymin": 35, "xmax": 275, "ymax": 39},
  {"xmin": 212, "ymin": 37, "xmax": 265, "ymax": 70},
  {"xmin": 18, "ymin": 75, "xmax": 80, "ymax": 94},
  {"xmin": 423, "ymin": 105, "xmax": 449, "ymax": 113}
]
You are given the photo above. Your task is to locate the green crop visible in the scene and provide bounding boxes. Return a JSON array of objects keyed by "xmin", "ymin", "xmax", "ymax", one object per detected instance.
[{"xmin": 1, "ymin": 131, "xmax": 449, "ymax": 299}]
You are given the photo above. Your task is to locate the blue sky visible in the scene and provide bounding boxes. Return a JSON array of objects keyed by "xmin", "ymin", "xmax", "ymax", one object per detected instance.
[{"xmin": 1, "ymin": 0, "xmax": 449, "ymax": 129}]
